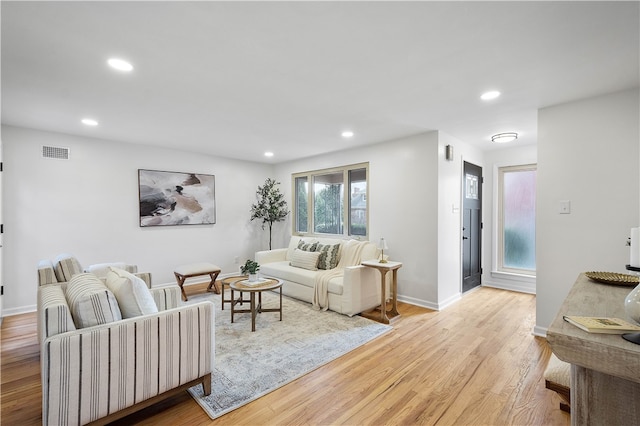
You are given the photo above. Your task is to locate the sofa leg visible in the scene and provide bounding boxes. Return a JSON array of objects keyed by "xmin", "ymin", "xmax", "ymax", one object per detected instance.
[{"xmin": 202, "ymin": 372, "xmax": 212, "ymax": 395}]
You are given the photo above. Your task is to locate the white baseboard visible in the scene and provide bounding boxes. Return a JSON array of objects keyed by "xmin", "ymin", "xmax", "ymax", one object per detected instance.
[
  {"xmin": 397, "ymin": 292, "xmax": 461, "ymax": 311},
  {"xmin": 2, "ymin": 304, "xmax": 37, "ymax": 317},
  {"xmin": 483, "ymin": 280, "xmax": 536, "ymax": 295},
  {"xmin": 397, "ymin": 295, "xmax": 439, "ymax": 311},
  {"xmin": 532, "ymin": 325, "xmax": 548, "ymax": 337}
]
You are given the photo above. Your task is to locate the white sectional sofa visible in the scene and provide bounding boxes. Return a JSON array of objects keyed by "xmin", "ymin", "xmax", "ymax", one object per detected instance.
[{"xmin": 256, "ymin": 236, "xmax": 383, "ymax": 316}]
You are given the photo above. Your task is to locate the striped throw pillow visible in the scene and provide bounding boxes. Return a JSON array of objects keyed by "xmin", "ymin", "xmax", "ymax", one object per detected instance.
[
  {"xmin": 65, "ymin": 273, "xmax": 122, "ymax": 328},
  {"xmin": 315, "ymin": 243, "xmax": 341, "ymax": 270},
  {"xmin": 54, "ymin": 254, "xmax": 83, "ymax": 282},
  {"xmin": 290, "ymin": 249, "xmax": 321, "ymax": 271},
  {"xmin": 38, "ymin": 259, "xmax": 58, "ymax": 285},
  {"xmin": 297, "ymin": 240, "xmax": 318, "ymax": 252}
]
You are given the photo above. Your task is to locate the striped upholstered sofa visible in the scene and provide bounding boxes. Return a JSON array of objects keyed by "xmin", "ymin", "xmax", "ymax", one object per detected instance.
[{"xmin": 37, "ymin": 258, "xmax": 215, "ymax": 425}]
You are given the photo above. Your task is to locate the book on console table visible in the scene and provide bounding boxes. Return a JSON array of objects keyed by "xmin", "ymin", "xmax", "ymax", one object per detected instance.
[{"xmin": 563, "ymin": 315, "xmax": 640, "ymax": 334}]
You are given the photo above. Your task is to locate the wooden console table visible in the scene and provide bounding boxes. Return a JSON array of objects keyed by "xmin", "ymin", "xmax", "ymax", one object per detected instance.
[
  {"xmin": 547, "ymin": 273, "xmax": 640, "ymax": 425},
  {"xmin": 361, "ymin": 260, "xmax": 402, "ymax": 324}
]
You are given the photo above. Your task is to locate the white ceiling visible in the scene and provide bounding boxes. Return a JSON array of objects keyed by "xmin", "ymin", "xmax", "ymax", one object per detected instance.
[{"xmin": 2, "ymin": 1, "xmax": 639, "ymax": 163}]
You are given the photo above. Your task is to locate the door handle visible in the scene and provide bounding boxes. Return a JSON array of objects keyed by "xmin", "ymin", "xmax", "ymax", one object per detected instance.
[{"xmin": 462, "ymin": 236, "xmax": 468, "ymax": 240}]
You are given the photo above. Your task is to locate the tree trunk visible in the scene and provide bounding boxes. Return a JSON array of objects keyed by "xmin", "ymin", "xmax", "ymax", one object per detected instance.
[{"xmin": 268, "ymin": 222, "xmax": 273, "ymax": 250}]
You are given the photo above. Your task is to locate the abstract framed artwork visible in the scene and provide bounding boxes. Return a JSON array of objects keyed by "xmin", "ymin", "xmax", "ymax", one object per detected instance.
[{"xmin": 138, "ymin": 169, "xmax": 216, "ymax": 227}]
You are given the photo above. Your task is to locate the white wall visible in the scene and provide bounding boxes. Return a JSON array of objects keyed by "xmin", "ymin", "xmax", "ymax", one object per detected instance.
[
  {"xmin": 483, "ymin": 144, "xmax": 538, "ymax": 294},
  {"xmin": 2, "ymin": 125, "xmax": 274, "ymax": 314},
  {"xmin": 535, "ymin": 89, "xmax": 640, "ymax": 335},
  {"xmin": 437, "ymin": 133, "xmax": 484, "ymax": 307}
]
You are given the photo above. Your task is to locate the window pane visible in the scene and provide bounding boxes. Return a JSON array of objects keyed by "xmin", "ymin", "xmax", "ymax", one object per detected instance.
[
  {"xmin": 295, "ymin": 176, "xmax": 308, "ymax": 233},
  {"xmin": 503, "ymin": 169, "xmax": 536, "ymax": 270},
  {"xmin": 292, "ymin": 163, "xmax": 368, "ymax": 237},
  {"xmin": 313, "ymin": 172, "xmax": 344, "ymax": 234},
  {"xmin": 349, "ymin": 168, "xmax": 367, "ymax": 236}
]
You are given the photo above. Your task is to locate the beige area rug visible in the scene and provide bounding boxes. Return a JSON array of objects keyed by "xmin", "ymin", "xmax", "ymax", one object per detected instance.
[{"xmin": 185, "ymin": 289, "xmax": 391, "ymax": 420}]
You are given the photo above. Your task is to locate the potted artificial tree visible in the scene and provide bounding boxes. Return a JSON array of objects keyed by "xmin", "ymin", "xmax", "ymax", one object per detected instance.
[
  {"xmin": 250, "ymin": 178, "xmax": 289, "ymax": 249},
  {"xmin": 240, "ymin": 259, "xmax": 260, "ymax": 282}
]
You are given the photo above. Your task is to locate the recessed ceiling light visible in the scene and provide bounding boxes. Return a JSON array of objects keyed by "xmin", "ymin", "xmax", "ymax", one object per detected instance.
[
  {"xmin": 481, "ymin": 91, "xmax": 501, "ymax": 101},
  {"xmin": 107, "ymin": 58, "xmax": 134, "ymax": 72},
  {"xmin": 81, "ymin": 118, "xmax": 99, "ymax": 126},
  {"xmin": 491, "ymin": 132, "xmax": 518, "ymax": 143},
  {"xmin": 341, "ymin": 131, "xmax": 354, "ymax": 138},
  {"xmin": 264, "ymin": 152, "xmax": 274, "ymax": 157}
]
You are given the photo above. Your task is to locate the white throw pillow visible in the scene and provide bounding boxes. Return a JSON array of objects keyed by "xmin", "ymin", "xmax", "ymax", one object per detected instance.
[
  {"xmin": 65, "ymin": 273, "xmax": 122, "ymax": 328},
  {"xmin": 85, "ymin": 262, "xmax": 128, "ymax": 278},
  {"xmin": 105, "ymin": 267, "xmax": 158, "ymax": 318},
  {"xmin": 290, "ymin": 249, "xmax": 321, "ymax": 271}
]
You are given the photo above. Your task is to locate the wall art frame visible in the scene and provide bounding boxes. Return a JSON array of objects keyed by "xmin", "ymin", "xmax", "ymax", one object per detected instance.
[{"xmin": 138, "ymin": 169, "xmax": 216, "ymax": 227}]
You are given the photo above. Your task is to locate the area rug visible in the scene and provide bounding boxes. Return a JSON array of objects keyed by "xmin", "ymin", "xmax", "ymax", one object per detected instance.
[{"xmin": 185, "ymin": 289, "xmax": 391, "ymax": 419}]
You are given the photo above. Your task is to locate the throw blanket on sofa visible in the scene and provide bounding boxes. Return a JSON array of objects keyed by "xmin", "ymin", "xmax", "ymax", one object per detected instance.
[{"xmin": 313, "ymin": 240, "xmax": 366, "ymax": 311}]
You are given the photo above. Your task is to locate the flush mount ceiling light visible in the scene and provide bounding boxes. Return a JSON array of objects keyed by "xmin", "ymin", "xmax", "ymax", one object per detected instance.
[
  {"xmin": 491, "ymin": 132, "xmax": 518, "ymax": 143},
  {"xmin": 341, "ymin": 131, "xmax": 354, "ymax": 138},
  {"xmin": 264, "ymin": 152, "xmax": 274, "ymax": 157},
  {"xmin": 81, "ymin": 118, "xmax": 98, "ymax": 126},
  {"xmin": 481, "ymin": 90, "xmax": 501, "ymax": 101},
  {"xmin": 107, "ymin": 58, "xmax": 134, "ymax": 72}
]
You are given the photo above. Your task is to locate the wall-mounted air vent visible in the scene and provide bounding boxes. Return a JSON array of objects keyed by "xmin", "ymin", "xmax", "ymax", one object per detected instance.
[{"xmin": 42, "ymin": 145, "xmax": 70, "ymax": 160}]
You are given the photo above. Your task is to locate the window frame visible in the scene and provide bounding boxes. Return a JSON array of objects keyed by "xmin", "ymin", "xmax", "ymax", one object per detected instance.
[
  {"xmin": 497, "ymin": 163, "xmax": 537, "ymax": 276},
  {"xmin": 292, "ymin": 162, "xmax": 369, "ymax": 238}
]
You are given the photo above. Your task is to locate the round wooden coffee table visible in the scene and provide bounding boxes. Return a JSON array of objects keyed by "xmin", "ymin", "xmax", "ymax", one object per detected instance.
[{"xmin": 230, "ymin": 277, "xmax": 283, "ymax": 332}]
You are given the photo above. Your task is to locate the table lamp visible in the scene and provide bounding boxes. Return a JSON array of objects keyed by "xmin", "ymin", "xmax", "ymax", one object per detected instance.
[{"xmin": 378, "ymin": 237, "xmax": 389, "ymax": 263}]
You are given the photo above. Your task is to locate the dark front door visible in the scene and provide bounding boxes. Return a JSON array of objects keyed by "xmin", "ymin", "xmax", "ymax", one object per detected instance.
[{"xmin": 462, "ymin": 161, "xmax": 482, "ymax": 293}]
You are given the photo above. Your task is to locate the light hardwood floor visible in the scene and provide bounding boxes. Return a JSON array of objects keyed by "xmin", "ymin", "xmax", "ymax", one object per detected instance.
[{"xmin": 1, "ymin": 284, "xmax": 569, "ymax": 425}]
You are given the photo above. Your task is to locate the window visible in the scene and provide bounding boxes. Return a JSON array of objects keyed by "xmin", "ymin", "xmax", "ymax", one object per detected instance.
[
  {"xmin": 294, "ymin": 176, "xmax": 308, "ymax": 233},
  {"xmin": 293, "ymin": 163, "xmax": 368, "ymax": 237},
  {"xmin": 498, "ymin": 164, "xmax": 537, "ymax": 274}
]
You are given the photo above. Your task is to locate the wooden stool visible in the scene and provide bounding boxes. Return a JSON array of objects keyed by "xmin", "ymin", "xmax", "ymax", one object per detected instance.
[
  {"xmin": 544, "ymin": 353, "xmax": 571, "ymax": 413},
  {"xmin": 174, "ymin": 263, "xmax": 221, "ymax": 301}
]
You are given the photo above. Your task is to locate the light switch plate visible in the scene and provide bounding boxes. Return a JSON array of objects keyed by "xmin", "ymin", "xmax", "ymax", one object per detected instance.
[{"xmin": 559, "ymin": 200, "xmax": 571, "ymax": 214}]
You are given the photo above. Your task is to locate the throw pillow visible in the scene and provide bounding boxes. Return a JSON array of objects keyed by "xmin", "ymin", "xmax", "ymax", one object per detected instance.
[
  {"xmin": 105, "ymin": 267, "xmax": 158, "ymax": 318},
  {"xmin": 54, "ymin": 253, "xmax": 83, "ymax": 282},
  {"xmin": 85, "ymin": 262, "xmax": 136, "ymax": 278},
  {"xmin": 290, "ymin": 249, "xmax": 321, "ymax": 271},
  {"xmin": 38, "ymin": 259, "xmax": 58, "ymax": 285},
  {"xmin": 315, "ymin": 243, "xmax": 341, "ymax": 270},
  {"xmin": 65, "ymin": 273, "xmax": 122, "ymax": 328},
  {"xmin": 297, "ymin": 240, "xmax": 318, "ymax": 252}
]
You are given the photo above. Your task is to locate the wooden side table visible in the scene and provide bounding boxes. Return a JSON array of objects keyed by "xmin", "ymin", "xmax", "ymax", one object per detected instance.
[
  {"xmin": 219, "ymin": 275, "xmax": 248, "ymax": 310},
  {"xmin": 361, "ymin": 260, "xmax": 402, "ymax": 324}
]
